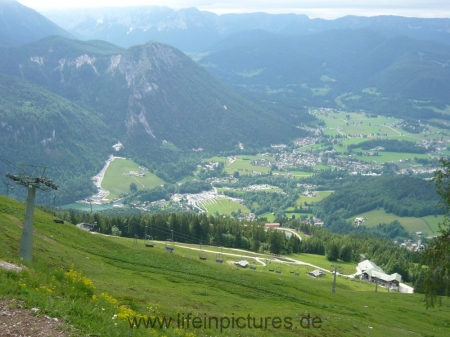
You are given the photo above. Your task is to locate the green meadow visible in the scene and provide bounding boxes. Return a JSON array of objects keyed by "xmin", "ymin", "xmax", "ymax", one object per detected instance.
[
  {"xmin": 295, "ymin": 191, "xmax": 333, "ymax": 206},
  {"xmin": 101, "ymin": 158, "xmax": 165, "ymax": 200},
  {"xmin": 421, "ymin": 215, "xmax": 446, "ymax": 235},
  {"xmin": 259, "ymin": 212, "xmax": 276, "ymax": 222},
  {"xmin": 1, "ymin": 196, "xmax": 449, "ymax": 337},
  {"xmin": 348, "ymin": 209, "xmax": 438, "ymax": 237},
  {"xmin": 222, "ymin": 155, "xmax": 275, "ymax": 176},
  {"xmin": 199, "ymin": 198, "xmax": 251, "ymax": 215}
]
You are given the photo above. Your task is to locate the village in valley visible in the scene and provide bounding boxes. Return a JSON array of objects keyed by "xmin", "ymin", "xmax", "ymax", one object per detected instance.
[{"xmin": 73, "ymin": 108, "xmax": 448, "ymax": 256}]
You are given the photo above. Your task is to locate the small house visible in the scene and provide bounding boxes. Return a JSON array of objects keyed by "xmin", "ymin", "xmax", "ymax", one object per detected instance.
[{"xmin": 308, "ymin": 269, "xmax": 325, "ymax": 278}]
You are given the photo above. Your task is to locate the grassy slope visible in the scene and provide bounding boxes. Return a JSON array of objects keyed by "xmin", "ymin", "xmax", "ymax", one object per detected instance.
[{"xmin": 1, "ymin": 196, "xmax": 449, "ymax": 336}]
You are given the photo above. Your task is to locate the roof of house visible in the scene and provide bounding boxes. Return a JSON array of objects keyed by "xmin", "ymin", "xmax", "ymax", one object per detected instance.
[
  {"xmin": 309, "ymin": 269, "xmax": 325, "ymax": 278},
  {"xmin": 265, "ymin": 223, "xmax": 280, "ymax": 227},
  {"xmin": 358, "ymin": 259, "xmax": 402, "ymax": 283},
  {"xmin": 235, "ymin": 260, "xmax": 249, "ymax": 268},
  {"xmin": 358, "ymin": 260, "xmax": 382, "ymax": 273}
]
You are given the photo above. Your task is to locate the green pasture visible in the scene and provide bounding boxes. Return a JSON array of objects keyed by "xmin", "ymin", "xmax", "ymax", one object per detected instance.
[
  {"xmin": 313, "ymin": 164, "xmax": 330, "ymax": 170},
  {"xmin": 295, "ymin": 191, "xmax": 333, "ymax": 206},
  {"xmin": 323, "ymin": 128, "xmax": 343, "ymax": 137},
  {"xmin": 199, "ymin": 198, "xmax": 250, "ymax": 215},
  {"xmin": 421, "ymin": 215, "xmax": 446, "ymax": 235},
  {"xmin": 259, "ymin": 212, "xmax": 276, "ymax": 222},
  {"xmin": 224, "ymin": 160, "xmax": 271, "ymax": 175},
  {"xmin": 290, "ymin": 253, "xmax": 356, "ymax": 276},
  {"xmin": 348, "ymin": 209, "xmax": 434, "ymax": 236},
  {"xmin": 101, "ymin": 158, "xmax": 165, "ymax": 199},
  {"xmin": 1, "ymin": 196, "xmax": 450, "ymax": 337},
  {"xmin": 315, "ymin": 115, "xmax": 347, "ymax": 128}
]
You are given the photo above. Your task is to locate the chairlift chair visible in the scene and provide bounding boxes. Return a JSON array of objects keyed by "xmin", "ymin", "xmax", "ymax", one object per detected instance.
[
  {"xmin": 215, "ymin": 247, "xmax": 224, "ymax": 263},
  {"xmin": 275, "ymin": 263, "xmax": 282, "ymax": 274},
  {"xmin": 199, "ymin": 244, "xmax": 207, "ymax": 260},
  {"xmin": 52, "ymin": 196, "xmax": 64, "ymax": 224},
  {"xmin": 249, "ymin": 258, "xmax": 257, "ymax": 270},
  {"xmin": 144, "ymin": 235, "xmax": 154, "ymax": 248},
  {"xmin": 215, "ymin": 253, "xmax": 224, "ymax": 264},
  {"xmin": 268, "ymin": 261, "xmax": 274, "ymax": 272},
  {"xmin": 165, "ymin": 239, "xmax": 174, "ymax": 253},
  {"xmin": 294, "ymin": 268, "xmax": 300, "ymax": 276}
]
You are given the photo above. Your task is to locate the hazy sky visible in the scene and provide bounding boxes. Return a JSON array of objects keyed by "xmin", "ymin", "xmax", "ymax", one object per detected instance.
[{"xmin": 19, "ymin": 0, "xmax": 450, "ymax": 19}]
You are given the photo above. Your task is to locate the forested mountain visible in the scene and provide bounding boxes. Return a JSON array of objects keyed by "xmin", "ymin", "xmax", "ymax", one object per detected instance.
[
  {"xmin": 0, "ymin": 36, "xmax": 310, "ymax": 202},
  {"xmin": 199, "ymin": 29, "xmax": 450, "ymax": 118},
  {"xmin": 41, "ymin": 6, "xmax": 450, "ymax": 51},
  {"xmin": 0, "ymin": 36, "xmax": 306, "ymax": 150},
  {"xmin": 0, "ymin": 73, "xmax": 113, "ymax": 203},
  {"xmin": 0, "ymin": 0, "xmax": 73, "ymax": 46}
]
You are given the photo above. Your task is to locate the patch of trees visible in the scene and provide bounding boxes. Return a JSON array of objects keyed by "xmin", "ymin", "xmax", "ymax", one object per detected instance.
[
  {"xmin": 348, "ymin": 139, "xmax": 427, "ymax": 154},
  {"xmin": 416, "ymin": 158, "xmax": 450, "ymax": 306},
  {"xmin": 314, "ymin": 175, "xmax": 442, "ymax": 220}
]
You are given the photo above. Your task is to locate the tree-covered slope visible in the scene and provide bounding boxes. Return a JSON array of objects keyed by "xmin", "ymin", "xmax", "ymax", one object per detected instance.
[
  {"xmin": 0, "ymin": 0, "xmax": 73, "ymax": 46},
  {"xmin": 0, "ymin": 73, "xmax": 114, "ymax": 204},
  {"xmin": 0, "ymin": 36, "xmax": 307, "ymax": 152},
  {"xmin": 315, "ymin": 175, "xmax": 442, "ymax": 220}
]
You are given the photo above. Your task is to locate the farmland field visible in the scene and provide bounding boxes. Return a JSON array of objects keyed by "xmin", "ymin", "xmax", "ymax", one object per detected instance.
[
  {"xmin": 421, "ymin": 215, "xmax": 446, "ymax": 235},
  {"xmin": 199, "ymin": 198, "xmax": 250, "ymax": 215},
  {"xmin": 101, "ymin": 158, "xmax": 165, "ymax": 200},
  {"xmin": 349, "ymin": 209, "xmax": 434, "ymax": 236},
  {"xmin": 259, "ymin": 212, "xmax": 276, "ymax": 222},
  {"xmin": 295, "ymin": 191, "xmax": 333, "ymax": 206},
  {"xmin": 223, "ymin": 156, "xmax": 274, "ymax": 175}
]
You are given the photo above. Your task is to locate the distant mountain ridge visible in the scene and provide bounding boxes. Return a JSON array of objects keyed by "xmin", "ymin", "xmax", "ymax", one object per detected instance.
[
  {"xmin": 41, "ymin": 6, "xmax": 450, "ymax": 51},
  {"xmin": 0, "ymin": 0, "xmax": 73, "ymax": 46},
  {"xmin": 199, "ymin": 29, "xmax": 450, "ymax": 118}
]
